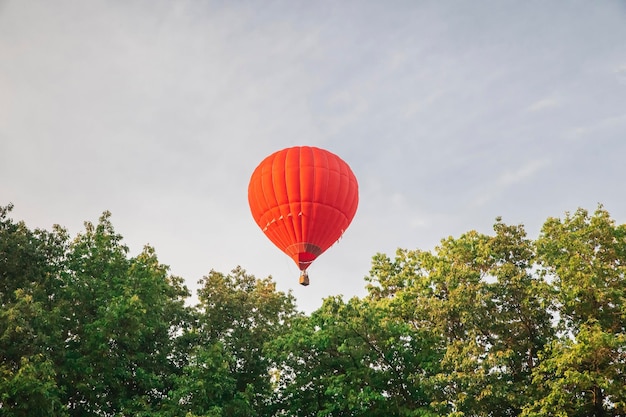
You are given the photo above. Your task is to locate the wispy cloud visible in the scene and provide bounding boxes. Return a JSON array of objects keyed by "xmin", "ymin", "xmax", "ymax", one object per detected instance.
[
  {"xmin": 2, "ymin": 0, "xmax": 626, "ymax": 313},
  {"xmin": 615, "ymin": 65, "xmax": 626, "ymax": 86},
  {"xmin": 497, "ymin": 158, "xmax": 550, "ymax": 187},
  {"xmin": 526, "ymin": 97, "xmax": 559, "ymax": 112},
  {"xmin": 565, "ymin": 114, "xmax": 626, "ymax": 140},
  {"xmin": 471, "ymin": 158, "xmax": 550, "ymax": 208}
]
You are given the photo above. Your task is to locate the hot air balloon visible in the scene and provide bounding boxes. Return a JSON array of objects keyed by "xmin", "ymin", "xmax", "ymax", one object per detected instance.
[{"xmin": 248, "ymin": 146, "xmax": 359, "ymax": 286}]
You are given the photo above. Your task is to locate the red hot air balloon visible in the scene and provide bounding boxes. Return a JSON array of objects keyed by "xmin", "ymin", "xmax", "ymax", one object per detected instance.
[{"xmin": 248, "ymin": 146, "xmax": 359, "ymax": 286}]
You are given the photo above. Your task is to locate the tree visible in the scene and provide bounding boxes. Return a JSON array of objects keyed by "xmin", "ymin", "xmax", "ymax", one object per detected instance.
[
  {"xmin": 170, "ymin": 267, "xmax": 299, "ymax": 417},
  {"xmin": 3, "ymin": 202, "xmax": 625, "ymax": 417},
  {"xmin": 366, "ymin": 220, "xmax": 553, "ymax": 416},
  {"xmin": 270, "ymin": 295, "xmax": 441, "ymax": 416},
  {"xmin": 523, "ymin": 206, "xmax": 626, "ymax": 416},
  {"xmin": 56, "ymin": 212, "xmax": 191, "ymax": 416},
  {"xmin": 0, "ymin": 204, "xmax": 68, "ymax": 416}
]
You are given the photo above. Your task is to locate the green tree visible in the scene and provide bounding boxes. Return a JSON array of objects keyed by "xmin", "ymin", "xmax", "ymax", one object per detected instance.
[
  {"xmin": 523, "ymin": 207, "xmax": 626, "ymax": 416},
  {"xmin": 0, "ymin": 204, "xmax": 68, "ymax": 416},
  {"xmin": 170, "ymin": 267, "xmax": 299, "ymax": 417},
  {"xmin": 270, "ymin": 295, "xmax": 441, "ymax": 416},
  {"xmin": 1, "ymin": 207, "xmax": 192, "ymax": 416},
  {"xmin": 57, "ymin": 212, "xmax": 190, "ymax": 416},
  {"xmin": 4, "ymin": 202, "xmax": 625, "ymax": 417},
  {"xmin": 366, "ymin": 220, "xmax": 553, "ymax": 416}
]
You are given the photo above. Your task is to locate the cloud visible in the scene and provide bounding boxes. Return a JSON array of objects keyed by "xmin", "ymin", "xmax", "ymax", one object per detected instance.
[
  {"xmin": 565, "ymin": 114, "xmax": 626, "ymax": 141},
  {"xmin": 471, "ymin": 158, "xmax": 550, "ymax": 209},
  {"xmin": 497, "ymin": 158, "xmax": 550, "ymax": 187},
  {"xmin": 615, "ymin": 65, "xmax": 626, "ymax": 86},
  {"xmin": 526, "ymin": 97, "xmax": 560, "ymax": 112},
  {"xmin": 3, "ymin": 0, "xmax": 626, "ymax": 314}
]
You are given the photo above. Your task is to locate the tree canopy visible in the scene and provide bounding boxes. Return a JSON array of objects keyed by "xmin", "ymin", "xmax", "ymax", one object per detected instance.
[{"xmin": 1, "ymin": 203, "xmax": 625, "ymax": 416}]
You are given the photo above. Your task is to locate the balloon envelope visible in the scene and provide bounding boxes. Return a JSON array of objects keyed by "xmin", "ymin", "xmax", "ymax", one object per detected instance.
[{"xmin": 248, "ymin": 146, "xmax": 359, "ymax": 271}]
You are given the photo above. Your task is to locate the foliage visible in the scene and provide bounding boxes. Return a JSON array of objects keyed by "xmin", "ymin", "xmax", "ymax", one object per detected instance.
[
  {"xmin": 1, "ymin": 203, "xmax": 625, "ymax": 416},
  {"xmin": 58, "ymin": 212, "xmax": 191, "ymax": 416},
  {"xmin": 365, "ymin": 220, "xmax": 555, "ymax": 416},
  {"xmin": 0, "ymin": 203, "xmax": 68, "ymax": 416},
  {"xmin": 269, "ymin": 295, "xmax": 441, "ymax": 416},
  {"xmin": 522, "ymin": 207, "xmax": 626, "ymax": 416},
  {"xmin": 169, "ymin": 267, "xmax": 299, "ymax": 417}
]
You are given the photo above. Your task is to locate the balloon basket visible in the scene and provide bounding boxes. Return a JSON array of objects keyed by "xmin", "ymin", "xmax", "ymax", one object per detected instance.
[{"xmin": 299, "ymin": 271, "xmax": 310, "ymax": 286}]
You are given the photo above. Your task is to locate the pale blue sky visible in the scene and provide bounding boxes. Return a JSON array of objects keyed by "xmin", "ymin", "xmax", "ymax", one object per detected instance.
[{"xmin": 2, "ymin": 0, "xmax": 625, "ymax": 312}]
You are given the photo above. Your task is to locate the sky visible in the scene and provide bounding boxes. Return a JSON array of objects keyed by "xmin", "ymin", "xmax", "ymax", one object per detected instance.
[{"xmin": 2, "ymin": 0, "xmax": 626, "ymax": 313}]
